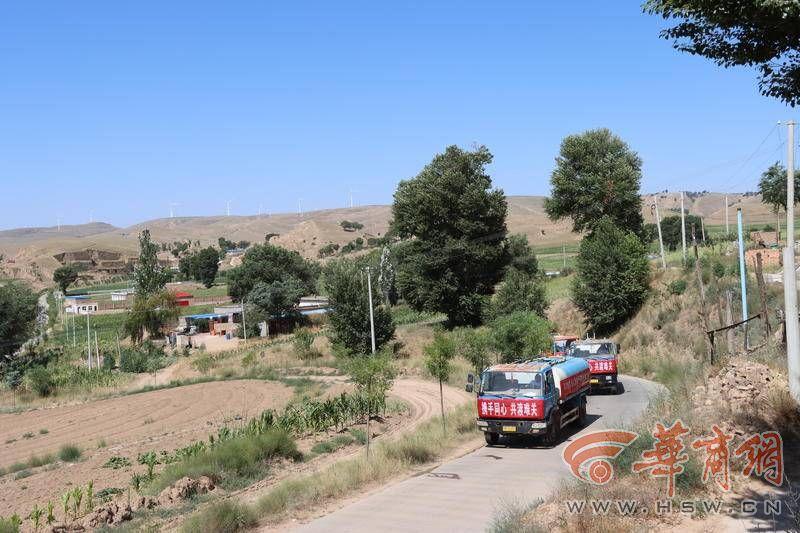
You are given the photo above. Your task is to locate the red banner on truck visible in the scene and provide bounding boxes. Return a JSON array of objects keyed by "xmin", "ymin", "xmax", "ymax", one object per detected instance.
[{"xmin": 477, "ymin": 398, "xmax": 545, "ymax": 420}]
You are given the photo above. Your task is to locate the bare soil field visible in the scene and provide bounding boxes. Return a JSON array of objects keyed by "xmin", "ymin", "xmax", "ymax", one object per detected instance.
[{"xmin": 0, "ymin": 379, "xmax": 292, "ymax": 517}]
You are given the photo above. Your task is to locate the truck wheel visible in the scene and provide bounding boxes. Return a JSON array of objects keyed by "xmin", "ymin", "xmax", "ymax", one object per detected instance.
[
  {"xmin": 544, "ymin": 411, "xmax": 561, "ymax": 447},
  {"xmin": 615, "ymin": 382, "xmax": 624, "ymax": 395},
  {"xmin": 484, "ymin": 432, "xmax": 499, "ymax": 446}
]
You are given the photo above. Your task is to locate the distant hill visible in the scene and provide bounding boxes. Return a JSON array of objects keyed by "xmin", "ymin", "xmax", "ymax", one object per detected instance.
[{"xmin": 0, "ymin": 193, "xmax": 776, "ymax": 289}]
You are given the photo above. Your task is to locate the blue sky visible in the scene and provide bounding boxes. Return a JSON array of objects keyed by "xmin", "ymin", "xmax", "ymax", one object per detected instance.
[{"xmin": 0, "ymin": 1, "xmax": 794, "ymax": 229}]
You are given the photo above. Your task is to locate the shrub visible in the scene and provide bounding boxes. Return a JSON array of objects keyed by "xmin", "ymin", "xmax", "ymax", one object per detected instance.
[
  {"xmin": 58, "ymin": 444, "xmax": 82, "ymax": 462},
  {"xmin": 24, "ymin": 366, "xmax": 55, "ymax": 398},
  {"xmin": 310, "ymin": 435, "xmax": 355, "ymax": 454},
  {"xmin": 119, "ymin": 341, "xmax": 166, "ymax": 373},
  {"xmin": 292, "ymin": 328, "xmax": 319, "ymax": 360},
  {"xmin": 667, "ymin": 279, "xmax": 687, "ymax": 295},
  {"xmin": 712, "ymin": 261, "xmax": 726, "ymax": 279},
  {"xmin": 180, "ymin": 501, "xmax": 257, "ymax": 533},
  {"xmin": 101, "ymin": 353, "xmax": 115, "ymax": 370},
  {"xmin": 192, "ymin": 353, "xmax": 216, "ymax": 374}
]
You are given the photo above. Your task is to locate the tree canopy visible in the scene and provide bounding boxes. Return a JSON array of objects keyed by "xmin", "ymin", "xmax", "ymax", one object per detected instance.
[
  {"xmin": 758, "ymin": 162, "xmax": 800, "ymax": 212},
  {"xmin": 0, "ymin": 281, "xmax": 39, "ymax": 358},
  {"xmin": 391, "ymin": 145, "xmax": 508, "ymax": 327},
  {"xmin": 133, "ymin": 229, "xmax": 171, "ymax": 297},
  {"xmin": 572, "ymin": 217, "xmax": 650, "ymax": 335},
  {"xmin": 179, "ymin": 246, "xmax": 221, "ymax": 288},
  {"xmin": 545, "ymin": 128, "xmax": 644, "ymax": 235},
  {"xmin": 247, "ymin": 278, "xmax": 306, "ymax": 320},
  {"xmin": 645, "ymin": 0, "xmax": 800, "ymax": 106},
  {"xmin": 53, "ymin": 265, "xmax": 79, "ymax": 294},
  {"xmin": 489, "ymin": 311, "xmax": 552, "ymax": 363},
  {"xmin": 227, "ymin": 244, "xmax": 318, "ymax": 302},
  {"xmin": 490, "ymin": 234, "xmax": 547, "ymax": 318},
  {"xmin": 324, "ymin": 258, "xmax": 395, "ymax": 356},
  {"xmin": 123, "ymin": 291, "xmax": 179, "ymax": 344},
  {"xmin": 658, "ymin": 214, "xmax": 703, "ymax": 250}
]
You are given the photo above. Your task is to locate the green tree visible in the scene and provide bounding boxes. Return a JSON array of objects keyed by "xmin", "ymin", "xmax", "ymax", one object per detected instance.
[
  {"xmin": 759, "ymin": 162, "xmax": 799, "ymax": 242},
  {"xmin": 453, "ymin": 327, "xmax": 493, "ymax": 375},
  {"xmin": 346, "ymin": 352, "xmax": 395, "ymax": 454},
  {"xmin": 424, "ymin": 331, "xmax": 456, "ymax": 432},
  {"xmin": 490, "ymin": 234, "xmax": 547, "ymax": 318},
  {"xmin": 545, "ymin": 128, "xmax": 644, "ymax": 235},
  {"xmin": 392, "ymin": 145, "xmax": 508, "ymax": 327},
  {"xmin": 0, "ymin": 281, "xmax": 38, "ymax": 358},
  {"xmin": 644, "ymin": 0, "xmax": 800, "ymax": 106},
  {"xmin": 489, "ymin": 311, "xmax": 552, "ymax": 363},
  {"xmin": 227, "ymin": 244, "xmax": 318, "ymax": 302},
  {"xmin": 52, "ymin": 265, "xmax": 79, "ymax": 294},
  {"xmin": 133, "ymin": 230, "xmax": 171, "ymax": 297},
  {"xmin": 572, "ymin": 217, "xmax": 650, "ymax": 335},
  {"xmin": 659, "ymin": 214, "xmax": 703, "ymax": 251},
  {"xmin": 377, "ymin": 246, "xmax": 398, "ymax": 306},
  {"xmin": 178, "ymin": 247, "xmax": 220, "ymax": 288},
  {"xmin": 123, "ymin": 291, "xmax": 179, "ymax": 344},
  {"xmin": 247, "ymin": 278, "xmax": 305, "ymax": 321},
  {"xmin": 324, "ymin": 259, "xmax": 395, "ymax": 355}
]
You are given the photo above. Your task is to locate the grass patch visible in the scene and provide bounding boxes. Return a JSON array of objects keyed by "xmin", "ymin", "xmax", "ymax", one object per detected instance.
[
  {"xmin": 103, "ymin": 456, "xmax": 132, "ymax": 469},
  {"xmin": 58, "ymin": 444, "xmax": 82, "ymax": 462},
  {"xmin": 310, "ymin": 434, "xmax": 355, "ymax": 454},
  {"xmin": 13, "ymin": 469, "xmax": 31, "ymax": 480},
  {"xmin": 148, "ymin": 430, "xmax": 301, "ymax": 493},
  {"xmin": 252, "ymin": 402, "xmax": 476, "ymax": 522},
  {"xmin": 0, "ymin": 453, "xmax": 56, "ymax": 477},
  {"xmin": 38, "ymin": 428, "xmax": 49, "ymax": 435},
  {"xmin": 180, "ymin": 501, "xmax": 257, "ymax": 533}
]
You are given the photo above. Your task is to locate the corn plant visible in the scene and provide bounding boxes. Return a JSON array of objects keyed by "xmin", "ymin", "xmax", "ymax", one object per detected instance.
[
  {"xmin": 60, "ymin": 492, "xmax": 70, "ymax": 523},
  {"xmin": 137, "ymin": 452, "xmax": 158, "ymax": 480},
  {"xmin": 28, "ymin": 504, "xmax": 43, "ymax": 532},
  {"xmin": 130, "ymin": 473, "xmax": 143, "ymax": 492},
  {"xmin": 85, "ymin": 480, "xmax": 94, "ymax": 514},
  {"xmin": 71, "ymin": 486, "xmax": 83, "ymax": 520},
  {"xmin": 45, "ymin": 501, "xmax": 55, "ymax": 526}
]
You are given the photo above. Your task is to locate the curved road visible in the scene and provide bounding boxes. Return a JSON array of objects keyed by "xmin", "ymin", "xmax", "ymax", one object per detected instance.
[{"xmin": 295, "ymin": 375, "xmax": 664, "ymax": 533}]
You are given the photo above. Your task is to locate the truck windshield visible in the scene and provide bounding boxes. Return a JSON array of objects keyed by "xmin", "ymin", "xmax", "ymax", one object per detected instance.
[
  {"xmin": 570, "ymin": 342, "xmax": 615, "ymax": 357},
  {"xmin": 481, "ymin": 371, "xmax": 542, "ymax": 396},
  {"xmin": 553, "ymin": 339, "xmax": 574, "ymax": 352}
]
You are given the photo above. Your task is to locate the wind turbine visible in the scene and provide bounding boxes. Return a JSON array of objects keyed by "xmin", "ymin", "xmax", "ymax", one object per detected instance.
[
  {"xmin": 57, "ymin": 216, "xmax": 62, "ymax": 232},
  {"xmin": 89, "ymin": 211, "xmax": 93, "ymax": 223},
  {"xmin": 226, "ymin": 200, "xmax": 232, "ymax": 217},
  {"xmin": 298, "ymin": 198, "xmax": 303, "ymax": 218},
  {"xmin": 169, "ymin": 202, "xmax": 180, "ymax": 218}
]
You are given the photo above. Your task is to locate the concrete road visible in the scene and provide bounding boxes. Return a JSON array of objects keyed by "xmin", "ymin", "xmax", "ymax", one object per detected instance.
[{"xmin": 296, "ymin": 375, "xmax": 663, "ymax": 533}]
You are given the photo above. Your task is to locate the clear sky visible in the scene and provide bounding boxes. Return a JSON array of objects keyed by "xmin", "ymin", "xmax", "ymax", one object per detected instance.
[{"xmin": 0, "ymin": 1, "xmax": 794, "ymax": 230}]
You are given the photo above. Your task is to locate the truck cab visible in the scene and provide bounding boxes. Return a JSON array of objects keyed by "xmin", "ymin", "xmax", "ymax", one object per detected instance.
[
  {"xmin": 568, "ymin": 339, "xmax": 621, "ymax": 394},
  {"xmin": 467, "ymin": 357, "xmax": 590, "ymax": 446},
  {"xmin": 552, "ymin": 334, "xmax": 578, "ymax": 356}
]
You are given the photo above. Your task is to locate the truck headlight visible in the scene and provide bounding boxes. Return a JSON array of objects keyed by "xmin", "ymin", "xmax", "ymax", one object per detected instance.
[
  {"xmin": 477, "ymin": 420, "xmax": 488, "ymax": 427},
  {"xmin": 530, "ymin": 422, "xmax": 547, "ymax": 429}
]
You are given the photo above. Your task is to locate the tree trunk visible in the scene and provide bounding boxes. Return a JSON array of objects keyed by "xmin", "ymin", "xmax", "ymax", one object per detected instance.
[{"xmin": 755, "ymin": 252, "xmax": 773, "ymax": 338}]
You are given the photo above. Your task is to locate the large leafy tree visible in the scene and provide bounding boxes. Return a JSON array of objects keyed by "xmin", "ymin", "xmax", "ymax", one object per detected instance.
[
  {"xmin": 0, "ymin": 281, "xmax": 39, "ymax": 358},
  {"xmin": 123, "ymin": 291, "xmax": 179, "ymax": 344},
  {"xmin": 324, "ymin": 258, "xmax": 395, "ymax": 356},
  {"xmin": 133, "ymin": 229, "xmax": 171, "ymax": 297},
  {"xmin": 759, "ymin": 162, "xmax": 800, "ymax": 212},
  {"xmin": 392, "ymin": 145, "xmax": 508, "ymax": 327},
  {"xmin": 179, "ymin": 247, "xmax": 221, "ymax": 288},
  {"xmin": 53, "ymin": 265, "xmax": 79, "ymax": 294},
  {"xmin": 645, "ymin": 0, "xmax": 800, "ymax": 106},
  {"xmin": 545, "ymin": 128, "xmax": 644, "ymax": 235},
  {"xmin": 227, "ymin": 244, "xmax": 318, "ymax": 302},
  {"xmin": 247, "ymin": 278, "xmax": 306, "ymax": 320},
  {"xmin": 572, "ymin": 217, "xmax": 650, "ymax": 335},
  {"xmin": 658, "ymin": 214, "xmax": 703, "ymax": 251}
]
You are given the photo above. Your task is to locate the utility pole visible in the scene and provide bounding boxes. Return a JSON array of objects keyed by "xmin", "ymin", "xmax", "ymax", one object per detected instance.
[
  {"xmin": 783, "ymin": 119, "xmax": 800, "ymax": 402},
  {"xmin": 692, "ymin": 224, "xmax": 713, "ymax": 363},
  {"xmin": 737, "ymin": 208, "xmax": 749, "ymax": 349},
  {"xmin": 680, "ymin": 191, "xmax": 687, "ymax": 264},
  {"xmin": 95, "ymin": 330, "xmax": 100, "ymax": 369},
  {"xmin": 725, "ymin": 195, "xmax": 730, "ymax": 235},
  {"xmin": 72, "ymin": 313, "xmax": 76, "ymax": 347},
  {"xmin": 366, "ymin": 267, "xmax": 376, "ymax": 354},
  {"xmin": 86, "ymin": 312, "xmax": 92, "ymax": 370},
  {"xmin": 562, "ymin": 243, "xmax": 567, "ymax": 269},
  {"xmin": 653, "ymin": 196, "xmax": 667, "ymax": 270},
  {"xmin": 700, "ymin": 218, "xmax": 706, "ymax": 243}
]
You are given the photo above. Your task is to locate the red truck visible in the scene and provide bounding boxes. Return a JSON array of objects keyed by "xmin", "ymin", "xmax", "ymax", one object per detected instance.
[
  {"xmin": 568, "ymin": 339, "xmax": 622, "ymax": 394},
  {"xmin": 466, "ymin": 356, "xmax": 590, "ymax": 446}
]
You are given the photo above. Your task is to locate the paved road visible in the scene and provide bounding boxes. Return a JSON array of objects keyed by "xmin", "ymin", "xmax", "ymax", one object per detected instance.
[{"xmin": 296, "ymin": 375, "xmax": 663, "ymax": 533}]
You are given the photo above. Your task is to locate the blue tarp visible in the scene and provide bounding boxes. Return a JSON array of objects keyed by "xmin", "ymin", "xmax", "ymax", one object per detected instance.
[{"xmin": 183, "ymin": 313, "xmax": 229, "ymax": 320}]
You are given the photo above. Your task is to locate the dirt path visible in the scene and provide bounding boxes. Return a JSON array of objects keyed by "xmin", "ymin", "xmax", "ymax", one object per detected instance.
[{"xmin": 0, "ymin": 380, "xmax": 292, "ymax": 517}]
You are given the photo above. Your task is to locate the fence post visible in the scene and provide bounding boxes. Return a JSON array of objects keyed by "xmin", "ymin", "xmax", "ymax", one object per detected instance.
[
  {"xmin": 754, "ymin": 252, "xmax": 772, "ymax": 338},
  {"xmin": 693, "ymin": 224, "xmax": 714, "ymax": 364}
]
